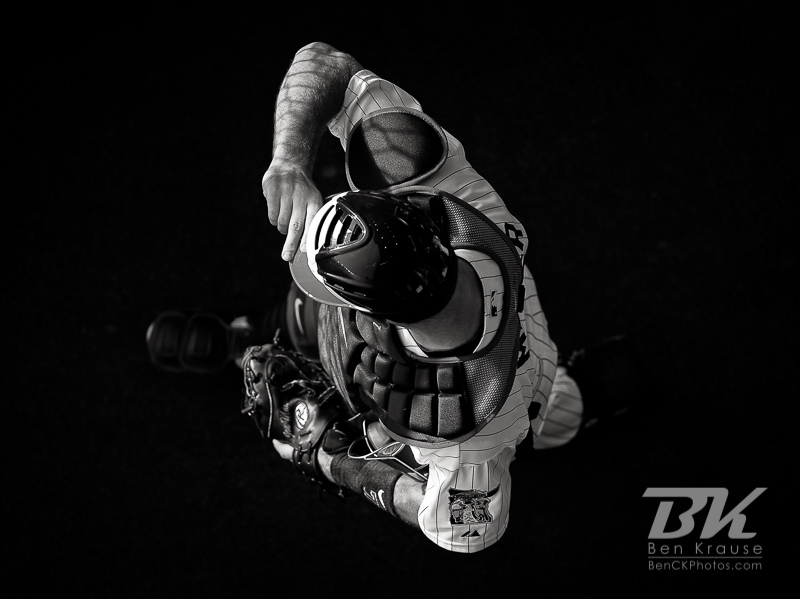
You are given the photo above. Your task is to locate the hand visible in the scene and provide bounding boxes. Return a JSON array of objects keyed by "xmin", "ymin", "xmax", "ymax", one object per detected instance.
[
  {"xmin": 262, "ymin": 160, "xmax": 324, "ymax": 261},
  {"xmin": 272, "ymin": 439, "xmax": 336, "ymax": 483},
  {"xmin": 271, "ymin": 439, "xmax": 293, "ymax": 461}
]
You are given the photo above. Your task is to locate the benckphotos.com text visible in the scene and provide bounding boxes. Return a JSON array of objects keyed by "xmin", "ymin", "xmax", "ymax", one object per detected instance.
[{"xmin": 648, "ymin": 559, "xmax": 761, "ymax": 571}]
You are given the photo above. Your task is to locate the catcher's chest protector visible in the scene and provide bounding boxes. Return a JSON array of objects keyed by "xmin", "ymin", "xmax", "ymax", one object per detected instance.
[{"xmin": 341, "ymin": 189, "xmax": 525, "ymax": 449}]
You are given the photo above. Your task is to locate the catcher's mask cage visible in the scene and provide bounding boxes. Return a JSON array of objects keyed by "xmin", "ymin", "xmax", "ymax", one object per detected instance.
[{"xmin": 290, "ymin": 190, "xmax": 457, "ymax": 323}]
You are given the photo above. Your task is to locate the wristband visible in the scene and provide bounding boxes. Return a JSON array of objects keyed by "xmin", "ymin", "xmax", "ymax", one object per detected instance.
[{"xmin": 330, "ymin": 453, "xmax": 403, "ymax": 517}]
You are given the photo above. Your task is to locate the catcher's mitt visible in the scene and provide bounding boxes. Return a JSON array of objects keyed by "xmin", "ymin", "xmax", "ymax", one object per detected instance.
[{"xmin": 241, "ymin": 335, "xmax": 354, "ymax": 495}]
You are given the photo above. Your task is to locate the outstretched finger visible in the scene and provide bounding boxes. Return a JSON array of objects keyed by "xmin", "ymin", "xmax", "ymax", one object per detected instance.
[
  {"xmin": 276, "ymin": 190, "xmax": 296, "ymax": 236},
  {"xmin": 306, "ymin": 193, "xmax": 323, "ymax": 229},
  {"xmin": 282, "ymin": 213, "xmax": 306, "ymax": 261},
  {"xmin": 262, "ymin": 171, "xmax": 280, "ymax": 226}
]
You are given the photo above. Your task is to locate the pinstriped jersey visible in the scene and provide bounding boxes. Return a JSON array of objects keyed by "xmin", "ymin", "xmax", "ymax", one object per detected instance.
[{"xmin": 328, "ymin": 70, "xmax": 558, "ymax": 552}]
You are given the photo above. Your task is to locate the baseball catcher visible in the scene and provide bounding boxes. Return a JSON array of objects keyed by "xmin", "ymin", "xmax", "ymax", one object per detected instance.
[{"xmin": 146, "ymin": 42, "xmax": 640, "ymax": 552}]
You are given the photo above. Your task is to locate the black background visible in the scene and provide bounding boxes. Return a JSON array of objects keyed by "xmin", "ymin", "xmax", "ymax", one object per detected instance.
[{"xmin": 7, "ymin": 6, "xmax": 794, "ymax": 596}]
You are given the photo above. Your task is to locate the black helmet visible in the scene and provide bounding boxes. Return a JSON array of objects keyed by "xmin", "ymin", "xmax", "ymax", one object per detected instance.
[{"xmin": 290, "ymin": 190, "xmax": 457, "ymax": 322}]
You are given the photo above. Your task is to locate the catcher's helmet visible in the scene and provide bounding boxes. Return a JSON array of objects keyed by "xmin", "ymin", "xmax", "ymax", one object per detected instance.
[{"xmin": 290, "ymin": 190, "xmax": 457, "ymax": 322}]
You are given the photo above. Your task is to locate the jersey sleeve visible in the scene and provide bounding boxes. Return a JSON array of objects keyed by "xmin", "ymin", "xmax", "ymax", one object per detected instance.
[
  {"xmin": 327, "ymin": 70, "xmax": 449, "ymax": 190},
  {"xmin": 328, "ymin": 70, "xmax": 530, "ymax": 265},
  {"xmin": 410, "ymin": 444, "xmax": 516, "ymax": 553},
  {"xmin": 408, "ymin": 390, "xmax": 530, "ymax": 553},
  {"xmin": 328, "ymin": 70, "xmax": 426, "ymax": 147}
]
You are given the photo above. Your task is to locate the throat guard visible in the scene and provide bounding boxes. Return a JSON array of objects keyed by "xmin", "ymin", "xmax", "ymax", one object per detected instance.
[{"xmin": 343, "ymin": 187, "xmax": 525, "ymax": 448}]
